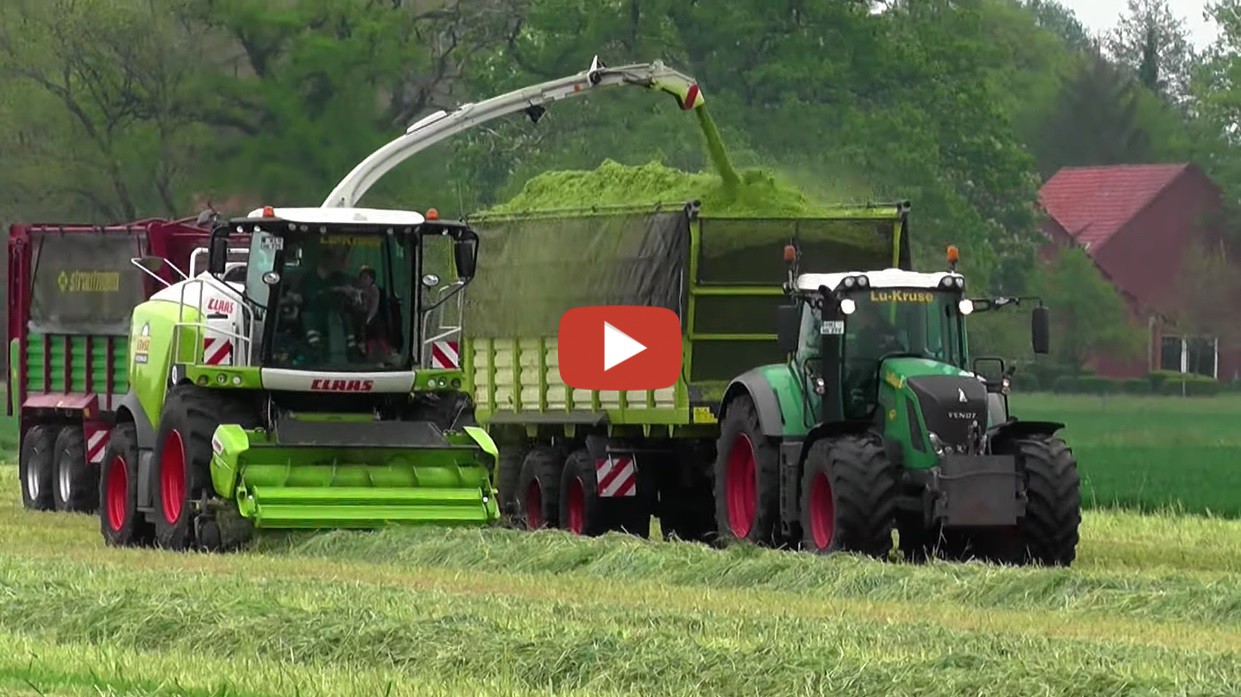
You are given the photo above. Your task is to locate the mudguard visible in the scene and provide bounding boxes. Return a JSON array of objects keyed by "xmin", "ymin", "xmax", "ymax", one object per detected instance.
[
  {"xmin": 116, "ymin": 392, "xmax": 158, "ymax": 450},
  {"xmin": 718, "ymin": 368, "xmax": 786, "ymax": 437},
  {"xmin": 989, "ymin": 419, "xmax": 1065, "ymax": 450}
]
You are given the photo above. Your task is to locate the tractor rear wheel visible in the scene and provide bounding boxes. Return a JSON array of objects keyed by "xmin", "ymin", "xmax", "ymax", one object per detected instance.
[
  {"xmin": 99, "ymin": 422, "xmax": 154, "ymax": 547},
  {"xmin": 713, "ymin": 395, "xmax": 780, "ymax": 545},
  {"xmin": 1009, "ymin": 434, "xmax": 1081, "ymax": 566},
  {"xmin": 152, "ymin": 385, "xmax": 259, "ymax": 551},
  {"xmin": 799, "ymin": 434, "xmax": 897, "ymax": 558},
  {"xmin": 19, "ymin": 424, "xmax": 56, "ymax": 511},
  {"xmin": 515, "ymin": 447, "xmax": 563, "ymax": 530},
  {"xmin": 53, "ymin": 425, "xmax": 97, "ymax": 513}
]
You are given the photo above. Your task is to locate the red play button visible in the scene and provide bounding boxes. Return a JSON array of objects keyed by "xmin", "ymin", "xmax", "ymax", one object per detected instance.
[{"xmin": 558, "ymin": 306, "xmax": 682, "ymax": 391}]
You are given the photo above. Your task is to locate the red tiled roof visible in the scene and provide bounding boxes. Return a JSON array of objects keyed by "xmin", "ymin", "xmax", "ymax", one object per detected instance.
[{"xmin": 1038, "ymin": 164, "xmax": 1189, "ymax": 250}]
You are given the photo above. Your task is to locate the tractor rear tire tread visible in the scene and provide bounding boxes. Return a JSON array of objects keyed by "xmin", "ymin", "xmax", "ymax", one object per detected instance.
[
  {"xmin": 153, "ymin": 385, "xmax": 259, "ymax": 551},
  {"xmin": 1013, "ymin": 435, "xmax": 1081, "ymax": 566},
  {"xmin": 712, "ymin": 395, "xmax": 780, "ymax": 545},
  {"xmin": 19, "ymin": 424, "xmax": 57, "ymax": 511},
  {"xmin": 98, "ymin": 422, "xmax": 155, "ymax": 547},
  {"xmin": 496, "ymin": 448, "xmax": 527, "ymax": 523},
  {"xmin": 801, "ymin": 434, "xmax": 896, "ymax": 557},
  {"xmin": 516, "ymin": 446, "xmax": 564, "ymax": 530},
  {"xmin": 53, "ymin": 426, "xmax": 97, "ymax": 513}
]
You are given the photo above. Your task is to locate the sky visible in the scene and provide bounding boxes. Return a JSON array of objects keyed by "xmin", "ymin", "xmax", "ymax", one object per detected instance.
[{"xmin": 1059, "ymin": 0, "xmax": 1221, "ymax": 49}]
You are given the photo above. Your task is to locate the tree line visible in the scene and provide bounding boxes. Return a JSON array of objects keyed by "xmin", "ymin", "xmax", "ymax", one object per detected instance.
[{"xmin": 0, "ymin": 0, "xmax": 1238, "ymax": 374}]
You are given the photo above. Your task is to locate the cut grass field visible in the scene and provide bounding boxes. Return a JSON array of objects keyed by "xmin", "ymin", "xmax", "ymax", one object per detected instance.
[
  {"xmin": 1011, "ymin": 392, "xmax": 1241, "ymax": 517},
  {"xmin": 1, "ymin": 469, "xmax": 1239, "ymax": 696}
]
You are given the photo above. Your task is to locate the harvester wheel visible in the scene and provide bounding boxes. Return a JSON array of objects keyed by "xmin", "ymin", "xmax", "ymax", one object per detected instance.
[
  {"xmin": 153, "ymin": 385, "xmax": 259, "ymax": 551},
  {"xmin": 713, "ymin": 395, "xmax": 780, "ymax": 545},
  {"xmin": 1008, "ymin": 435, "xmax": 1081, "ymax": 566},
  {"xmin": 516, "ymin": 447, "xmax": 563, "ymax": 530},
  {"xmin": 98, "ymin": 422, "xmax": 154, "ymax": 547},
  {"xmin": 496, "ymin": 448, "xmax": 527, "ymax": 526},
  {"xmin": 19, "ymin": 424, "xmax": 56, "ymax": 511},
  {"xmin": 559, "ymin": 449, "xmax": 607, "ymax": 536},
  {"xmin": 53, "ymin": 426, "xmax": 97, "ymax": 513},
  {"xmin": 799, "ymin": 434, "xmax": 896, "ymax": 558}
]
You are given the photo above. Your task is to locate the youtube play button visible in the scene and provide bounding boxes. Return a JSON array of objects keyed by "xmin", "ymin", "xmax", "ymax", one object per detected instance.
[{"xmin": 559, "ymin": 306, "xmax": 682, "ymax": 391}]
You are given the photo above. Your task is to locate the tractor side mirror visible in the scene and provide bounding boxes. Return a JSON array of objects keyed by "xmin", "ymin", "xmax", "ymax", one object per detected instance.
[
  {"xmin": 972, "ymin": 356, "xmax": 1006, "ymax": 384},
  {"xmin": 1031, "ymin": 306, "xmax": 1050, "ymax": 355},
  {"xmin": 207, "ymin": 227, "xmax": 229, "ymax": 276},
  {"xmin": 453, "ymin": 230, "xmax": 478, "ymax": 281},
  {"xmin": 776, "ymin": 304, "xmax": 800, "ymax": 354}
]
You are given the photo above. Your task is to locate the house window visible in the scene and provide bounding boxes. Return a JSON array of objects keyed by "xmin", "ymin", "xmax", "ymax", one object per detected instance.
[{"xmin": 1160, "ymin": 335, "xmax": 1219, "ymax": 378}]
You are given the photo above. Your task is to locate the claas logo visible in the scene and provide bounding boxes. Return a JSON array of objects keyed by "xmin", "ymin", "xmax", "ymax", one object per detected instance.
[
  {"xmin": 57, "ymin": 270, "xmax": 120, "ymax": 293},
  {"xmin": 310, "ymin": 378, "xmax": 375, "ymax": 392}
]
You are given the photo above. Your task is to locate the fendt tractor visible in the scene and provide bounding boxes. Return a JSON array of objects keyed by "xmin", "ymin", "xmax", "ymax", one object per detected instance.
[
  {"xmin": 460, "ymin": 201, "xmax": 1082, "ymax": 566},
  {"xmin": 96, "ymin": 205, "xmax": 495, "ymax": 550}
]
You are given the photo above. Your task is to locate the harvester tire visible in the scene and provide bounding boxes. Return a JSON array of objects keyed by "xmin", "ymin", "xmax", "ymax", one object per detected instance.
[
  {"xmin": 497, "ymin": 448, "xmax": 527, "ymax": 525},
  {"xmin": 19, "ymin": 424, "xmax": 56, "ymax": 511},
  {"xmin": 99, "ymin": 422, "xmax": 154, "ymax": 547},
  {"xmin": 153, "ymin": 386, "xmax": 259, "ymax": 551},
  {"xmin": 53, "ymin": 426, "xmax": 97, "ymax": 513},
  {"xmin": 516, "ymin": 447, "xmax": 563, "ymax": 530},
  {"xmin": 1009, "ymin": 435, "xmax": 1081, "ymax": 566},
  {"xmin": 559, "ymin": 449, "xmax": 608, "ymax": 536},
  {"xmin": 799, "ymin": 434, "xmax": 896, "ymax": 558},
  {"xmin": 713, "ymin": 395, "xmax": 780, "ymax": 545}
]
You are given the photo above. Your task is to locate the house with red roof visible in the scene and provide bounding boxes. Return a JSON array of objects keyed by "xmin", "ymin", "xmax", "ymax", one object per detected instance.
[{"xmin": 1037, "ymin": 163, "xmax": 1237, "ymax": 382}]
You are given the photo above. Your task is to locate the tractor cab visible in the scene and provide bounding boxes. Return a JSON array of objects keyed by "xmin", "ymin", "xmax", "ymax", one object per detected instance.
[{"xmin": 204, "ymin": 206, "xmax": 477, "ymax": 376}]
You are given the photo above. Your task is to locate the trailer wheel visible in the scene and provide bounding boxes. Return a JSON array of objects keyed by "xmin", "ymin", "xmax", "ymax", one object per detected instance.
[
  {"xmin": 153, "ymin": 385, "xmax": 259, "ymax": 551},
  {"xmin": 53, "ymin": 426, "xmax": 97, "ymax": 513},
  {"xmin": 559, "ymin": 449, "xmax": 607, "ymax": 536},
  {"xmin": 1008, "ymin": 435, "xmax": 1081, "ymax": 566},
  {"xmin": 99, "ymin": 422, "xmax": 154, "ymax": 547},
  {"xmin": 799, "ymin": 434, "xmax": 896, "ymax": 558},
  {"xmin": 516, "ymin": 447, "xmax": 563, "ymax": 530},
  {"xmin": 19, "ymin": 424, "xmax": 56, "ymax": 511},
  {"xmin": 713, "ymin": 395, "xmax": 779, "ymax": 545}
]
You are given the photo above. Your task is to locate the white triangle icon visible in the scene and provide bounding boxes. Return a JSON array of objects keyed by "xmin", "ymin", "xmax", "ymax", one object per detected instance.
[{"xmin": 603, "ymin": 321, "xmax": 646, "ymax": 371}]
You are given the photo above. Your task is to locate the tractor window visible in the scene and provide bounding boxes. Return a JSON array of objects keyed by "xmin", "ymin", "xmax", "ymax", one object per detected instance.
[{"xmin": 265, "ymin": 229, "xmax": 412, "ymax": 371}]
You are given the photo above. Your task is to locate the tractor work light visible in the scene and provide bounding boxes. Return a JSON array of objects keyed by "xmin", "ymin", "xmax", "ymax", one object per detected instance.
[
  {"xmin": 856, "ymin": 275, "xmax": 869, "ymax": 287},
  {"xmin": 840, "ymin": 298, "xmax": 857, "ymax": 315},
  {"xmin": 843, "ymin": 276, "xmax": 856, "ymax": 289},
  {"xmin": 958, "ymin": 299, "xmax": 974, "ymax": 315}
]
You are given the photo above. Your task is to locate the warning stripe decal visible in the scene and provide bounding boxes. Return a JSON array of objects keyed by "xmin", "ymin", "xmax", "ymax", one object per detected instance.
[
  {"xmin": 430, "ymin": 340, "xmax": 460, "ymax": 369},
  {"xmin": 595, "ymin": 455, "xmax": 637, "ymax": 498},
  {"xmin": 203, "ymin": 337, "xmax": 233, "ymax": 366},
  {"xmin": 85, "ymin": 426, "xmax": 108, "ymax": 464}
]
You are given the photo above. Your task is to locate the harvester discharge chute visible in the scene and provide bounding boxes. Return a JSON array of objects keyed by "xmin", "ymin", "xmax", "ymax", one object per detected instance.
[{"xmin": 99, "ymin": 206, "xmax": 499, "ymax": 551}]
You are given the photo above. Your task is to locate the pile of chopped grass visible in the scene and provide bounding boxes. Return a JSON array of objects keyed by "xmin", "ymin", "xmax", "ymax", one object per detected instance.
[{"xmin": 484, "ymin": 159, "xmax": 834, "ymax": 217}]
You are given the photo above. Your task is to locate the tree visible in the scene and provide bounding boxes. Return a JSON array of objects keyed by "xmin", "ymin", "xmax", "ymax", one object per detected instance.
[
  {"xmin": 1187, "ymin": 0, "xmax": 1241, "ymax": 206},
  {"xmin": 1032, "ymin": 246, "xmax": 1145, "ymax": 371},
  {"xmin": 1106, "ymin": 0, "xmax": 1194, "ymax": 102}
]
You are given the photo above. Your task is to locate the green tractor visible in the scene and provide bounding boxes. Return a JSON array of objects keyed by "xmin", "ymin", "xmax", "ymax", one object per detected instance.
[
  {"xmin": 718, "ymin": 243, "xmax": 1081, "ymax": 565},
  {"xmin": 98, "ymin": 205, "xmax": 500, "ymax": 551}
]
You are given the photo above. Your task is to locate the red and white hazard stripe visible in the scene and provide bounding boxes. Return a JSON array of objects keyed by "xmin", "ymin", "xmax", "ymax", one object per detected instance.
[
  {"xmin": 595, "ymin": 455, "xmax": 637, "ymax": 498},
  {"xmin": 85, "ymin": 424, "xmax": 108, "ymax": 464},
  {"xmin": 429, "ymin": 340, "xmax": 459, "ymax": 369},
  {"xmin": 203, "ymin": 337, "xmax": 233, "ymax": 366}
]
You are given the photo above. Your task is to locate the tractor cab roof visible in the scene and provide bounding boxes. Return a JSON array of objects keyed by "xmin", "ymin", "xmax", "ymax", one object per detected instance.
[
  {"xmin": 795, "ymin": 268, "xmax": 964, "ymax": 293},
  {"xmin": 241, "ymin": 206, "xmax": 427, "ymax": 227}
]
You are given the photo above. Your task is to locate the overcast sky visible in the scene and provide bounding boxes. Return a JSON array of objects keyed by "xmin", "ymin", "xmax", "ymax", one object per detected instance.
[{"xmin": 1059, "ymin": 0, "xmax": 1221, "ymax": 49}]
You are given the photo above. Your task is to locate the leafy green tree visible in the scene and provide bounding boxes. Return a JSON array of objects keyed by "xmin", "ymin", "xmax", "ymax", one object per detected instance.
[
  {"xmin": 1032, "ymin": 246, "xmax": 1145, "ymax": 371},
  {"xmin": 1187, "ymin": 0, "xmax": 1241, "ymax": 206},
  {"xmin": 1106, "ymin": 0, "xmax": 1194, "ymax": 102}
]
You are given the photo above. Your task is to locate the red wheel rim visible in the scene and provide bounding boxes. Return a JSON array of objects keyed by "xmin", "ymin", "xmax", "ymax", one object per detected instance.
[
  {"xmin": 725, "ymin": 433, "xmax": 757, "ymax": 537},
  {"xmin": 160, "ymin": 430, "xmax": 186, "ymax": 525},
  {"xmin": 809, "ymin": 471, "xmax": 836, "ymax": 550},
  {"xmin": 566, "ymin": 476, "xmax": 586, "ymax": 534},
  {"xmin": 524, "ymin": 479, "xmax": 543, "ymax": 529},
  {"xmin": 106, "ymin": 456, "xmax": 128, "ymax": 532}
]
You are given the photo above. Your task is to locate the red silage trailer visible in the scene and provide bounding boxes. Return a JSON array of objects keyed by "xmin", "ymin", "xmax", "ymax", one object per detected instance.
[{"xmin": 7, "ymin": 218, "xmax": 218, "ymax": 513}]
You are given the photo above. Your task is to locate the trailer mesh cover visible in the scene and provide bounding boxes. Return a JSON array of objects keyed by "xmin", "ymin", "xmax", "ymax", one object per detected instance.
[
  {"xmin": 28, "ymin": 231, "xmax": 146, "ymax": 335},
  {"xmin": 462, "ymin": 210, "xmax": 690, "ymax": 337}
]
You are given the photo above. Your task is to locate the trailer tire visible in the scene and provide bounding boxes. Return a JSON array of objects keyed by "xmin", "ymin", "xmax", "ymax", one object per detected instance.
[
  {"xmin": 99, "ymin": 422, "xmax": 154, "ymax": 547},
  {"xmin": 559, "ymin": 449, "xmax": 608, "ymax": 536},
  {"xmin": 19, "ymin": 424, "xmax": 56, "ymax": 511},
  {"xmin": 799, "ymin": 434, "xmax": 896, "ymax": 558},
  {"xmin": 153, "ymin": 386, "xmax": 259, "ymax": 551},
  {"xmin": 713, "ymin": 395, "xmax": 780, "ymax": 545},
  {"xmin": 1009, "ymin": 435, "xmax": 1081, "ymax": 566},
  {"xmin": 516, "ymin": 447, "xmax": 563, "ymax": 530},
  {"xmin": 53, "ymin": 426, "xmax": 97, "ymax": 513}
]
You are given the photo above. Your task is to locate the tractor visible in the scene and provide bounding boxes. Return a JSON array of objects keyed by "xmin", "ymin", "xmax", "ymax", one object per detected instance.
[{"xmin": 98, "ymin": 205, "xmax": 499, "ymax": 551}]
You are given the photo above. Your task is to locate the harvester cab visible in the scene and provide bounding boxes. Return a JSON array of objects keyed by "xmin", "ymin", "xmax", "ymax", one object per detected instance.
[
  {"xmin": 766, "ymin": 243, "xmax": 1080, "ymax": 564},
  {"xmin": 98, "ymin": 205, "xmax": 499, "ymax": 552}
]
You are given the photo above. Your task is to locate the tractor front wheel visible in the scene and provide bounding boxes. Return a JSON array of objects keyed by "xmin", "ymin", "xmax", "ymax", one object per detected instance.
[
  {"xmin": 713, "ymin": 395, "xmax": 780, "ymax": 545},
  {"xmin": 515, "ymin": 447, "xmax": 563, "ymax": 530},
  {"xmin": 799, "ymin": 434, "xmax": 897, "ymax": 558},
  {"xmin": 19, "ymin": 425, "xmax": 56, "ymax": 511},
  {"xmin": 99, "ymin": 422, "xmax": 154, "ymax": 547},
  {"xmin": 53, "ymin": 425, "xmax": 97, "ymax": 513},
  {"xmin": 152, "ymin": 385, "xmax": 258, "ymax": 552},
  {"xmin": 1009, "ymin": 434, "xmax": 1081, "ymax": 566}
]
